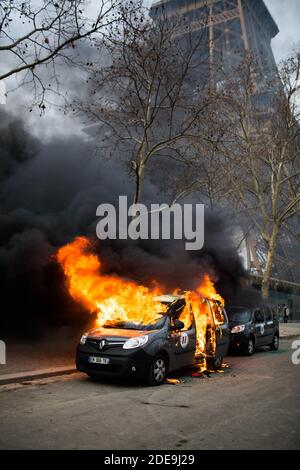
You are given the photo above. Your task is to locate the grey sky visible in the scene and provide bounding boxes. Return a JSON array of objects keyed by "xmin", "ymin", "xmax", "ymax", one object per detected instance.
[
  {"xmin": 2, "ymin": 0, "xmax": 299, "ymax": 140},
  {"xmin": 264, "ymin": 0, "xmax": 300, "ymax": 62}
]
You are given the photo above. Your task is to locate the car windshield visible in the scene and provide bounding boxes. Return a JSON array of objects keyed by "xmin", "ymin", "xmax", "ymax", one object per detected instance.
[
  {"xmin": 102, "ymin": 314, "xmax": 167, "ymax": 331},
  {"xmin": 227, "ymin": 307, "xmax": 252, "ymax": 323}
]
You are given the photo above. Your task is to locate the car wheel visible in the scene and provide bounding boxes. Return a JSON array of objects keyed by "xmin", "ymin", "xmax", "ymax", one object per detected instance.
[
  {"xmin": 243, "ymin": 337, "xmax": 254, "ymax": 356},
  {"xmin": 87, "ymin": 373, "xmax": 100, "ymax": 381},
  {"xmin": 206, "ymin": 355, "xmax": 223, "ymax": 371},
  {"xmin": 270, "ymin": 334, "xmax": 279, "ymax": 351},
  {"xmin": 148, "ymin": 355, "xmax": 167, "ymax": 386}
]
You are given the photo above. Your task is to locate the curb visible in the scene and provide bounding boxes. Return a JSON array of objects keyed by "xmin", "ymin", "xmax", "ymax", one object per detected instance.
[{"xmin": 0, "ymin": 366, "xmax": 77, "ymax": 386}]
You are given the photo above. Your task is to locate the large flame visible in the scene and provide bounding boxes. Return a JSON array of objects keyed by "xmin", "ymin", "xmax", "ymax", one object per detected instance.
[
  {"xmin": 196, "ymin": 274, "xmax": 224, "ymax": 307},
  {"xmin": 56, "ymin": 237, "xmax": 166, "ymax": 327},
  {"xmin": 56, "ymin": 237, "xmax": 224, "ymax": 360}
]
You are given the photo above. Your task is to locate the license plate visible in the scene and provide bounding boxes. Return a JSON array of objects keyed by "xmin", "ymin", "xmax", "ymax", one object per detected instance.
[{"xmin": 88, "ymin": 356, "xmax": 110, "ymax": 365}]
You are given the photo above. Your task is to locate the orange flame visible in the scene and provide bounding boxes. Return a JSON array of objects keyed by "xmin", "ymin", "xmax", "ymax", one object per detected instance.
[
  {"xmin": 196, "ymin": 274, "xmax": 224, "ymax": 306},
  {"xmin": 56, "ymin": 237, "xmax": 224, "ymax": 361},
  {"xmin": 56, "ymin": 237, "xmax": 167, "ymax": 327}
]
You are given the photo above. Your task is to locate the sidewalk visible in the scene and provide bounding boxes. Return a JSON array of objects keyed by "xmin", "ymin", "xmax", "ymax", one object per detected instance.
[
  {"xmin": 0, "ymin": 335, "xmax": 77, "ymax": 384},
  {"xmin": 280, "ymin": 322, "xmax": 300, "ymax": 339}
]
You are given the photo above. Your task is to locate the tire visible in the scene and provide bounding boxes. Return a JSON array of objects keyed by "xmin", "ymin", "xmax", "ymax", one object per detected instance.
[
  {"xmin": 147, "ymin": 355, "xmax": 167, "ymax": 386},
  {"xmin": 206, "ymin": 355, "xmax": 223, "ymax": 371},
  {"xmin": 242, "ymin": 337, "xmax": 254, "ymax": 356},
  {"xmin": 270, "ymin": 334, "xmax": 279, "ymax": 351},
  {"xmin": 87, "ymin": 373, "xmax": 100, "ymax": 381}
]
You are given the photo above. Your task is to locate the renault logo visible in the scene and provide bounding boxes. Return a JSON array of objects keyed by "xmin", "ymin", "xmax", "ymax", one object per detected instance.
[{"xmin": 99, "ymin": 339, "xmax": 106, "ymax": 350}]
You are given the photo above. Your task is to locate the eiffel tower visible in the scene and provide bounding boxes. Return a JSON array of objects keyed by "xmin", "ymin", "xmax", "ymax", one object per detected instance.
[
  {"xmin": 150, "ymin": 0, "xmax": 279, "ymax": 79},
  {"xmin": 151, "ymin": 1, "xmax": 300, "ymax": 290}
]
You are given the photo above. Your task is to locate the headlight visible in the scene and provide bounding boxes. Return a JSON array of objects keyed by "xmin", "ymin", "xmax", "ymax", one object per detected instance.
[
  {"xmin": 80, "ymin": 334, "xmax": 88, "ymax": 345},
  {"xmin": 231, "ymin": 325, "xmax": 246, "ymax": 334},
  {"xmin": 123, "ymin": 335, "xmax": 148, "ymax": 349}
]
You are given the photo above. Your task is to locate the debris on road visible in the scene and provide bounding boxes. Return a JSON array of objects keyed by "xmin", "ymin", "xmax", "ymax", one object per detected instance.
[{"xmin": 165, "ymin": 378, "xmax": 182, "ymax": 385}]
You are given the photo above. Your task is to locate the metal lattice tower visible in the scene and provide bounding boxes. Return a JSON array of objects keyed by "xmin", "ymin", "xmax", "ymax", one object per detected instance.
[
  {"xmin": 150, "ymin": 1, "xmax": 279, "ymax": 80},
  {"xmin": 150, "ymin": 2, "xmax": 300, "ymax": 286}
]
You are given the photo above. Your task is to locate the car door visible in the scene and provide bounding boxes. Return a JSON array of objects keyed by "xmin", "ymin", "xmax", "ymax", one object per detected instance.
[
  {"xmin": 208, "ymin": 301, "xmax": 230, "ymax": 357},
  {"xmin": 219, "ymin": 307, "xmax": 230, "ymax": 355},
  {"xmin": 253, "ymin": 309, "xmax": 265, "ymax": 347},
  {"xmin": 169, "ymin": 310, "xmax": 197, "ymax": 369},
  {"xmin": 263, "ymin": 306, "xmax": 274, "ymax": 345}
]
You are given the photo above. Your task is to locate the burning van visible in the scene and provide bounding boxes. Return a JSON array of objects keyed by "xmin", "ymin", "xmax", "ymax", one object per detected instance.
[
  {"xmin": 57, "ymin": 237, "xmax": 230, "ymax": 385},
  {"xmin": 76, "ymin": 294, "xmax": 230, "ymax": 385}
]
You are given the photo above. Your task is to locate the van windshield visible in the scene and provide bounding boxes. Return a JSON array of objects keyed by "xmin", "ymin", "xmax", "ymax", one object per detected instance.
[
  {"xmin": 227, "ymin": 307, "xmax": 252, "ymax": 323},
  {"xmin": 103, "ymin": 314, "xmax": 167, "ymax": 331}
]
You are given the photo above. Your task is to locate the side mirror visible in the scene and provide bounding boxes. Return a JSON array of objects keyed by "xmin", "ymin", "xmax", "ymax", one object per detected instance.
[{"xmin": 172, "ymin": 319, "xmax": 185, "ymax": 331}]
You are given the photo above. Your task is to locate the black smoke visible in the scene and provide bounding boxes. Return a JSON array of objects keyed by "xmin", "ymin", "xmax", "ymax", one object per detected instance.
[{"xmin": 0, "ymin": 109, "xmax": 254, "ymax": 338}]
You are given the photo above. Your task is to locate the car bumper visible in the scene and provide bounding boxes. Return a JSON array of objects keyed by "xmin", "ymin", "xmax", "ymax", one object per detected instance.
[
  {"xmin": 76, "ymin": 347, "xmax": 152, "ymax": 379},
  {"xmin": 229, "ymin": 333, "xmax": 250, "ymax": 350}
]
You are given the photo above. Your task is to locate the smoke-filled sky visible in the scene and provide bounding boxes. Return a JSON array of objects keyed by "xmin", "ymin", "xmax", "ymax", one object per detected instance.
[
  {"xmin": 0, "ymin": 0, "xmax": 297, "ymax": 336},
  {"xmin": 0, "ymin": 105, "xmax": 249, "ymax": 337}
]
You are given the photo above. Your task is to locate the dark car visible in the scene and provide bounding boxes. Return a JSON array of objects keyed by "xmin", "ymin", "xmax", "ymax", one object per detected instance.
[
  {"xmin": 76, "ymin": 295, "xmax": 230, "ymax": 385},
  {"xmin": 228, "ymin": 305, "xmax": 279, "ymax": 356}
]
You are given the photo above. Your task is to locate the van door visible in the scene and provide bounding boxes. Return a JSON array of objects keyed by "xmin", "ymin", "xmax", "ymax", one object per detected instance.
[
  {"xmin": 219, "ymin": 307, "xmax": 230, "ymax": 355},
  {"xmin": 263, "ymin": 306, "xmax": 274, "ymax": 345},
  {"xmin": 253, "ymin": 309, "xmax": 265, "ymax": 347},
  {"xmin": 169, "ymin": 310, "xmax": 197, "ymax": 369},
  {"xmin": 208, "ymin": 301, "xmax": 230, "ymax": 357}
]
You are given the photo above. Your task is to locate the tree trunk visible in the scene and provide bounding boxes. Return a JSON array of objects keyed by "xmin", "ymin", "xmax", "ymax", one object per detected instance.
[
  {"xmin": 133, "ymin": 164, "xmax": 145, "ymax": 206},
  {"xmin": 261, "ymin": 225, "xmax": 280, "ymax": 301}
]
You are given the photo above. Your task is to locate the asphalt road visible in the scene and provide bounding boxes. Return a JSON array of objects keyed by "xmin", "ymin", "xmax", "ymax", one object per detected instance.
[{"xmin": 0, "ymin": 338, "xmax": 299, "ymax": 450}]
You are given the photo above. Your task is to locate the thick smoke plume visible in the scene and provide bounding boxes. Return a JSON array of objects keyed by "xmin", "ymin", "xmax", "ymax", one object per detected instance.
[{"xmin": 0, "ymin": 109, "xmax": 253, "ymax": 338}]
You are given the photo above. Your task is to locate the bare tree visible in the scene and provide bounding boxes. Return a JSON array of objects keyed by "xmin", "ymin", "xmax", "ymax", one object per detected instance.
[
  {"xmin": 149, "ymin": 133, "xmax": 231, "ymax": 211},
  {"xmin": 217, "ymin": 52, "xmax": 300, "ymax": 299},
  {"xmin": 74, "ymin": 1, "xmax": 219, "ymax": 205},
  {"xmin": 156, "ymin": 51, "xmax": 300, "ymax": 297},
  {"xmin": 0, "ymin": 0, "xmax": 124, "ymax": 105}
]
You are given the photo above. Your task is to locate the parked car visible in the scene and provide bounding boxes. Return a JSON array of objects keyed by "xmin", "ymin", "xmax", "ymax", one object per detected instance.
[
  {"xmin": 76, "ymin": 295, "xmax": 230, "ymax": 385},
  {"xmin": 228, "ymin": 305, "xmax": 279, "ymax": 356}
]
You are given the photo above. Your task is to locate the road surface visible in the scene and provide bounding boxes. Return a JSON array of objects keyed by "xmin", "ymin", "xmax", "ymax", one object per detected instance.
[{"xmin": 0, "ymin": 338, "xmax": 299, "ymax": 450}]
